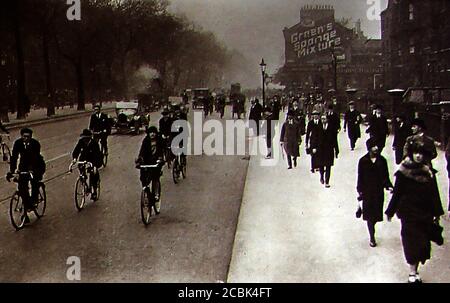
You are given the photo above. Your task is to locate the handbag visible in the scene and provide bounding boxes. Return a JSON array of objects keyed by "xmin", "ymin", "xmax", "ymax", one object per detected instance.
[{"xmin": 429, "ymin": 221, "xmax": 444, "ymax": 246}]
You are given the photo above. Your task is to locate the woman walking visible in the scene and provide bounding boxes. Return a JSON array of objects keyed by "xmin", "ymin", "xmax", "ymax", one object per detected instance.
[
  {"xmin": 385, "ymin": 143, "xmax": 444, "ymax": 283},
  {"xmin": 356, "ymin": 138, "xmax": 393, "ymax": 247}
]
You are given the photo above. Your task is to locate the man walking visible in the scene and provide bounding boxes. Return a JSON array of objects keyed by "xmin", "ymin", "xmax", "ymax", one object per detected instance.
[
  {"xmin": 366, "ymin": 105, "xmax": 389, "ymax": 153},
  {"xmin": 280, "ymin": 111, "xmax": 302, "ymax": 169},
  {"xmin": 249, "ymin": 98, "xmax": 263, "ymax": 136},
  {"xmin": 343, "ymin": 101, "xmax": 362, "ymax": 151},
  {"xmin": 317, "ymin": 114, "xmax": 339, "ymax": 188},
  {"xmin": 403, "ymin": 118, "xmax": 437, "ymax": 167},
  {"xmin": 392, "ymin": 115, "xmax": 412, "ymax": 165},
  {"xmin": 262, "ymin": 106, "xmax": 276, "ymax": 159},
  {"xmin": 306, "ymin": 111, "xmax": 322, "ymax": 173}
]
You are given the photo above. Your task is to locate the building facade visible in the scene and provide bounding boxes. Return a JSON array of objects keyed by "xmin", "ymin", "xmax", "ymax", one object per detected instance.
[
  {"xmin": 381, "ymin": 0, "xmax": 450, "ymax": 90},
  {"xmin": 277, "ymin": 5, "xmax": 383, "ymax": 97}
]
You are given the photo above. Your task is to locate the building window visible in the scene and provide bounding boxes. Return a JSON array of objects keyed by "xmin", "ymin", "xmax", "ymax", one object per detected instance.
[{"xmin": 409, "ymin": 4, "xmax": 414, "ymax": 20}]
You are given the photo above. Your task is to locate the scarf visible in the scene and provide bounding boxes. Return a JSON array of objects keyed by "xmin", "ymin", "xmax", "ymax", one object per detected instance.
[{"xmin": 397, "ymin": 157, "xmax": 434, "ymax": 183}]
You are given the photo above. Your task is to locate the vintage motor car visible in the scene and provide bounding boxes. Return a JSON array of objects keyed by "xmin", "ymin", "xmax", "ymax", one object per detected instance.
[
  {"xmin": 112, "ymin": 101, "xmax": 143, "ymax": 135},
  {"xmin": 192, "ymin": 88, "xmax": 210, "ymax": 109}
]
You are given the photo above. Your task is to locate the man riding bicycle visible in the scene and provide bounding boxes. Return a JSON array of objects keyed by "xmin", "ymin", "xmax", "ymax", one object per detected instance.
[
  {"xmin": 89, "ymin": 104, "xmax": 111, "ymax": 154},
  {"xmin": 136, "ymin": 126, "xmax": 164, "ymax": 203},
  {"xmin": 7, "ymin": 128, "xmax": 45, "ymax": 223},
  {"xmin": 71, "ymin": 129, "xmax": 103, "ymax": 200}
]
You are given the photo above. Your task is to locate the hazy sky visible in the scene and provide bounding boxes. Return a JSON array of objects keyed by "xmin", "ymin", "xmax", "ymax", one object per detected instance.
[{"xmin": 169, "ymin": 0, "xmax": 388, "ymax": 79}]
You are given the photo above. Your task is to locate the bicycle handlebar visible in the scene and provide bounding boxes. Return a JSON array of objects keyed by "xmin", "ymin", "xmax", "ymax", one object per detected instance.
[{"xmin": 69, "ymin": 161, "xmax": 93, "ymax": 173}]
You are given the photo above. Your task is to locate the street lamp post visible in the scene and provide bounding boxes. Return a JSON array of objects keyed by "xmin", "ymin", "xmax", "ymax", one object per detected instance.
[{"xmin": 260, "ymin": 58, "xmax": 267, "ymax": 107}]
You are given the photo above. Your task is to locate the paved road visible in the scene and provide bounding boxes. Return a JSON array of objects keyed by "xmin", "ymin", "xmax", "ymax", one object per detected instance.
[{"xmin": 0, "ymin": 106, "xmax": 249, "ymax": 282}]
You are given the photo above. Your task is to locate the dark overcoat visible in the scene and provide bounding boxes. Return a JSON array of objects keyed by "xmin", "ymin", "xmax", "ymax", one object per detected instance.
[
  {"xmin": 343, "ymin": 110, "xmax": 362, "ymax": 139},
  {"xmin": 392, "ymin": 121, "xmax": 412, "ymax": 164},
  {"xmin": 306, "ymin": 120, "xmax": 323, "ymax": 169},
  {"xmin": 357, "ymin": 154, "xmax": 393, "ymax": 222},
  {"xmin": 385, "ymin": 167, "xmax": 444, "ymax": 265},
  {"xmin": 367, "ymin": 115, "xmax": 389, "ymax": 148},
  {"xmin": 317, "ymin": 124, "xmax": 339, "ymax": 167},
  {"xmin": 280, "ymin": 121, "xmax": 301, "ymax": 157}
]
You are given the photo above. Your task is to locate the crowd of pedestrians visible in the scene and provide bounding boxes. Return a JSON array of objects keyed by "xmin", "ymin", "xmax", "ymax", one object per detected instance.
[{"xmin": 249, "ymin": 94, "xmax": 448, "ymax": 283}]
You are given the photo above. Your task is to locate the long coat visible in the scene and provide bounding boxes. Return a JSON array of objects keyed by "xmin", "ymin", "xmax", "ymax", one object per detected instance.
[
  {"xmin": 385, "ymin": 166, "xmax": 444, "ymax": 265},
  {"xmin": 367, "ymin": 115, "xmax": 389, "ymax": 149},
  {"xmin": 249, "ymin": 103, "xmax": 263, "ymax": 122},
  {"xmin": 357, "ymin": 154, "xmax": 393, "ymax": 222},
  {"xmin": 289, "ymin": 107, "xmax": 306, "ymax": 135},
  {"xmin": 326, "ymin": 111, "xmax": 341, "ymax": 133},
  {"xmin": 343, "ymin": 110, "xmax": 362, "ymax": 139},
  {"xmin": 72, "ymin": 139, "xmax": 103, "ymax": 169},
  {"xmin": 306, "ymin": 120, "xmax": 323, "ymax": 169},
  {"xmin": 317, "ymin": 124, "xmax": 339, "ymax": 167},
  {"xmin": 392, "ymin": 121, "xmax": 412, "ymax": 164},
  {"xmin": 280, "ymin": 120, "xmax": 301, "ymax": 157}
]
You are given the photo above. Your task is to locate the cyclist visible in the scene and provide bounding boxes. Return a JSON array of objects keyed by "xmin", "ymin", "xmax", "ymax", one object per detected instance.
[
  {"xmin": 136, "ymin": 126, "xmax": 164, "ymax": 203},
  {"xmin": 89, "ymin": 104, "xmax": 111, "ymax": 154},
  {"xmin": 71, "ymin": 129, "xmax": 103, "ymax": 200},
  {"xmin": 7, "ymin": 128, "xmax": 45, "ymax": 223}
]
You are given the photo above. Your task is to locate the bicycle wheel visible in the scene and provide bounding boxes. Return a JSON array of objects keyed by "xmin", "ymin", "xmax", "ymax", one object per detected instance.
[
  {"xmin": 152, "ymin": 180, "xmax": 161, "ymax": 215},
  {"xmin": 34, "ymin": 183, "xmax": 47, "ymax": 218},
  {"xmin": 172, "ymin": 159, "xmax": 180, "ymax": 184},
  {"xmin": 140, "ymin": 188, "xmax": 151, "ymax": 225},
  {"xmin": 75, "ymin": 177, "xmax": 86, "ymax": 211},
  {"xmin": 165, "ymin": 148, "xmax": 172, "ymax": 169},
  {"xmin": 181, "ymin": 157, "xmax": 187, "ymax": 179},
  {"xmin": 10, "ymin": 192, "xmax": 25, "ymax": 230}
]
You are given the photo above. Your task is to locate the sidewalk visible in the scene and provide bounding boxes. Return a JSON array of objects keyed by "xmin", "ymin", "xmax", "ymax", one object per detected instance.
[
  {"xmin": 227, "ymin": 114, "xmax": 450, "ymax": 283},
  {"xmin": 3, "ymin": 102, "xmax": 115, "ymax": 130}
]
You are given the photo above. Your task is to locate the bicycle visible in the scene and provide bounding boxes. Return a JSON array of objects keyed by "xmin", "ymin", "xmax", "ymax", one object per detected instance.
[
  {"xmin": 9, "ymin": 171, "xmax": 46, "ymax": 230},
  {"xmin": 69, "ymin": 161, "xmax": 101, "ymax": 211},
  {"xmin": 172, "ymin": 153, "xmax": 186, "ymax": 184},
  {"xmin": 92, "ymin": 131, "xmax": 108, "ymax": 167},
  {"xmin": 0, "ymin": 134, "xmax": 11, "ymax": 163},
  {"xmin": 138, "ymin": 163, "xmax": 162, "ymax": 225}
]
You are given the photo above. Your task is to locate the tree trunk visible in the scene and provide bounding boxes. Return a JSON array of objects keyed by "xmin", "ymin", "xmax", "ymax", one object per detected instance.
[
  {"xmin": 75, "ymin": 61, "xmax": 85, "ymax": 110},
  {"xmin": 120, "ymin": 57, "xmax": 128, "ymax": 100},
  {"xmin": 42, "ymin": 30, "xmax": 55, "ymax": 116},
  {"xmin": 13, "ymin": 0, "xmax": 26, "ymax": 119}
]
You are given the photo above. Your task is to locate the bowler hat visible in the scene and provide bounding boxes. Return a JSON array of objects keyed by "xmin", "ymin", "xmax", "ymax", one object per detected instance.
[
  {"xmin": 80, "ymin": 129, "xmax": 92, "ymax": 138},
  {"xmin": 366, "ymin": 137, "xmax": 377, "ymax": 150},
  {"xmin": 411, "ymin": 118, "xmax": 427, "ymax": 130}
]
